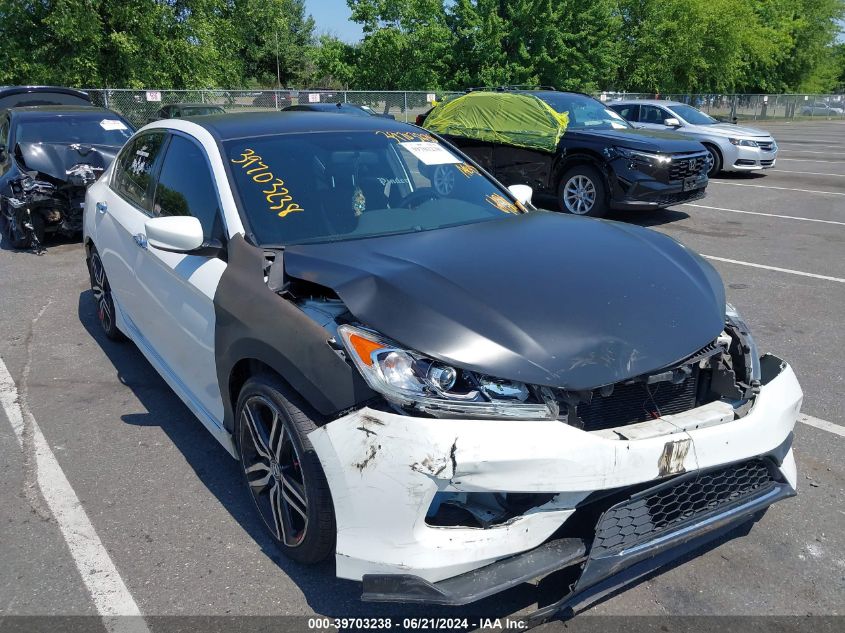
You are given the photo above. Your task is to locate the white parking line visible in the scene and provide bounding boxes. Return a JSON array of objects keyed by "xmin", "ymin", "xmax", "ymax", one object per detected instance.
[
  {"xmin": 771, "ymin": 169, "xmax": 845, "ymax": 178},
  {"xmin": 709, "ymin": 181, "xmax": 845, "ymax": 196},
  {"xmin": 800, "ymin": 414, "xmax": 845, "ymax": 438},
  {"xmin": 703, "ymin": 255, "xmax": 845, "ymax": 283},
  {"xmin": 777, "ymin": 148, "xmax": 845, "ymax": 154},
  {"xmin": 683, "ymin": 204, "xmax": 845, "ymax": 227},
  {"xmin": 0, "ymin": 355, "xmax": 149, "ymax": 633},
  {"xmin": 776, "ymin": 157, "xmax": 845, "ymax": 163}
]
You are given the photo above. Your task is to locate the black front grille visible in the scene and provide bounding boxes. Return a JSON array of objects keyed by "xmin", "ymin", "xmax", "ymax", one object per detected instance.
[
  {"xmin": 576, "ymin": 371, "xmax": 698, "ymax": 431},
  {"xmin": 757, "ymin": 142, "xmax": 774, "ymax": 151},
  {"xmin": 656, "ymin": 188, "xmax": 706, "ymax": 206},
  {"xmin": 669, "ymin": 155, "xmax": 708, "ymax": 181},
  {"xmin": 591, "ymin": 459, "xmax": 776, "ymax": 556}
]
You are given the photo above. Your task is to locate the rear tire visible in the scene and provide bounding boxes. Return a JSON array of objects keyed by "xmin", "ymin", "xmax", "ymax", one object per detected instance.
[
  {"xmin": 87, "ymin": 245, "xmax": 125, "ymax": 341},
  {"xmin": 704, "ymin": 144, "xmax": 722, "ymax": 177},
  {"xmin": 557, "ymin": 165, "xmax": 608, "ymax": 217},
  {"xmin": 236, "ymin": 373, "xmax": 336, "ymax": 564}
]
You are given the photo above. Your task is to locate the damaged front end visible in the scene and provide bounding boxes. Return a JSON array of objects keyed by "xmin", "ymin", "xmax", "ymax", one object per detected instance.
[
  {"xmin": 3, "ymin": 163, "xmax": 100, "ymax": 252},
  {"xmin": 286, "ymin": 291, "xmax": 800, "ymax": 620},
  {"xmin": 258, "ymin": 211, "xmax": 801, "ymax": 620}
]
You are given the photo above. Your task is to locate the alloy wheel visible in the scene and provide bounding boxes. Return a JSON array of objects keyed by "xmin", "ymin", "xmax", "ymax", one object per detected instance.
[
  {"xmin": 89, "ymin": 252, "xmax": 114, "ymax": 333},
  {"xmin": 240, "ymin": 395, "xmax": 309, "ymax": 547},
  {"xmin": 563, "ymin": 174, "xmax": 597, "ymax": 215}
]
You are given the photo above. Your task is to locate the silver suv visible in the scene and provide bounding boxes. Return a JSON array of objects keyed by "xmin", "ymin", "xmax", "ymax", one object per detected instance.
[{"xmin": 609, "ymin": 100, "xmax": 778, "ymax": 177}]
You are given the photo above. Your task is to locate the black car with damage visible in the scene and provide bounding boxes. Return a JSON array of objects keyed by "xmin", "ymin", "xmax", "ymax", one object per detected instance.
[
  {"xmin": 424, "ymin": 89, "xmax": 710, "ymax": 217},
  {"xmin": 0, "ymin": 105, "xmax": 134, "ymax": 250}
]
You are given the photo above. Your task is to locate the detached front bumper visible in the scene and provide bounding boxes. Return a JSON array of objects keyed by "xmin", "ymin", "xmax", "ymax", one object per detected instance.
[{"xmin": 308, "ymin": 356, "xmax": 801, "ymax": 597}]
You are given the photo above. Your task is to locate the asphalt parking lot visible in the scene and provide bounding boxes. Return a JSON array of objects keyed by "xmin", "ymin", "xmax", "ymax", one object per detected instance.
[{"xmin": 0, "ymin": 120, "xmax": 843, "ymax": 631}]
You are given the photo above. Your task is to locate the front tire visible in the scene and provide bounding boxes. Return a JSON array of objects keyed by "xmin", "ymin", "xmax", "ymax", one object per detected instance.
[
  {"xmin": 3, "ymin": 205, "xmax": 32, "ymax": 249},
  {"xmin": 236, "ymin": 374, "xmax": 335, "ymax": 564},
  {"xmin": 87, "ymin": 245, "xmax": 125, "ymax": 341},
  {"xmin": 704, "ymin": 144, "xmax": 722, "ymax": 177},
  {"xmin": 557, "ymin": 165, "xmax": 608, "ymax": 217}
]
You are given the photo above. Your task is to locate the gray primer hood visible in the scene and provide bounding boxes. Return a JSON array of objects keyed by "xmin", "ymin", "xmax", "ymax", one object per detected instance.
[{"xmin": 284, "ymin": 212, "xmax": 726, "ymax": 390}]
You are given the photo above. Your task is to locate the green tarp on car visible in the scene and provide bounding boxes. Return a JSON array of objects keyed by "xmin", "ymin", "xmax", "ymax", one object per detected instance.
[{"xmin": 425, "ymin": 91, "xmax": 570, "ymax": 154}]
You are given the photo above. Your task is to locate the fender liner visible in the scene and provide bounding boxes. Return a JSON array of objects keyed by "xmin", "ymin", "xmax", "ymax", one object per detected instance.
[{"xmin": 214, "ymin": 234, "xmax": 376, "ymax": 432}]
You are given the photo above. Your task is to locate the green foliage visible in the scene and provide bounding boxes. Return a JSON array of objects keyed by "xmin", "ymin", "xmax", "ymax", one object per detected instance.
[
  {"xmin": 446, "ymin": 0, "xmax": 623, "ymax": 92},
  {"xmin": 0, "ymin": 0, "xmax": 314, "ymax": 88},
  {"xmin": 346, "ymin": 0, "xmax": 453, "ymax": 89},
  {"xmin": 305, "ymin": 34, "xmax": 356, "ymax": 88},
  {"xmin": 233, "ymin": 0, "xmax": 315, "ymax": 87},
  {"xmin": 0, "ymin": 0, "xmax": 842, "ymax": 92}
]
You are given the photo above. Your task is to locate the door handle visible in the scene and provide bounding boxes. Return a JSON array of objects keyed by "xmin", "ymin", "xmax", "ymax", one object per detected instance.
[
  {"xmin": 133, "ymin": 233, "xmax": 148, "ymax": 250},
  {"xmin": 95, "ymin": 201, "xmax": 108, "ymax": 215}
]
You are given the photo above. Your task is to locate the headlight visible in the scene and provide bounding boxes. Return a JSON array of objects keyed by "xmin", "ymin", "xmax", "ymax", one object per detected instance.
[
  {"xmin": 337, "ymin": 324, "xmax": 555, "ymax": 420},
  {"xmin": 729, "ymin": 138, "xmax": 759, "ymax": 147},
  {"xmin": 725, "ymin": 303, "xmax": 761, "ymax": 382},
  {"xmin": 605, "ymin": 146, "xmax": 672, "ymax": 166}
]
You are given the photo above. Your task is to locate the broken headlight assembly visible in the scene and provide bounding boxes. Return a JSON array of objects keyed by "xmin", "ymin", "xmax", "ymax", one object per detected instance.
[
  {"xmin": 725, "ymin": 303, "xmax": 761, "ymax": 384},
  {"xmin": 337, "ymin": 324, "xmax": 555, "ymax": 420}
]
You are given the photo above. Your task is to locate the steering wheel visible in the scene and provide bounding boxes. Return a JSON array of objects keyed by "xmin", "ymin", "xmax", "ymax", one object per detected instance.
[{"xmin": 398, "ymin": 188, "xmax": 439, "ymax": 209}]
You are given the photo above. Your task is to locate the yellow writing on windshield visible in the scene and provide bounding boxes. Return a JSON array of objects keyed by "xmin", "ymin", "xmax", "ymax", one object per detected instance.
[
  {"xmin": 456, "ymin": 163, "xmax": 478, "ymax": 178},
  {"xmin": 231, "ymin": 149, "xmax": 303, "ymax": 218},
  {"xmin": 376, "ymin": 130, "xmax": 438, "ymax": 143},
  {"xmin": 485, "ymin": 193, "xmax": 518, "ymax": 214}
]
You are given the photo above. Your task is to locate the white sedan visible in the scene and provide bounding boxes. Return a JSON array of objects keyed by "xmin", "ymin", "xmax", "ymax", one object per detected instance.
[
  {"xmin": 610, "ymin": 100, "xmax": 779, "ymax": 176},
  {"xmin": 83, "ymin": 112, "xmax": 802, "ymax": 621}
]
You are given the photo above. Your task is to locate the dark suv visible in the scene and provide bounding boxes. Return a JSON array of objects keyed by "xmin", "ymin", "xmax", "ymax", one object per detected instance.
[{"xmin": 426, "ymin": 89, "xmax": 709, "ymax": 217}]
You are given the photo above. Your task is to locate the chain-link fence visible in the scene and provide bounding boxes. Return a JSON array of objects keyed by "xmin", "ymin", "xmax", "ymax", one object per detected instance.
[
  {"xmin": 85, "ymin": 89, "xmax": 464, "ymax": 128},
  {"xmin": 85, "ymin": 88, "xmax": 845, "ymax": 128}
]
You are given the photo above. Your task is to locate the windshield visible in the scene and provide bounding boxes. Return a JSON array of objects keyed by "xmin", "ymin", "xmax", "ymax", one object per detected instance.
[
  {"xmin": 531, "ymin": 92, "xmax": 631, "ymax": 130},
  {"xmin": 667, "ymin": 104, "xmax": 718, "ymax": 125},
  {"xmin": 224, "ymin": 130, "xmax": 524, "ymax": 246},
  {"xmin": 16, "ymin": 115, "xmax": 134, "ymax": 145}
]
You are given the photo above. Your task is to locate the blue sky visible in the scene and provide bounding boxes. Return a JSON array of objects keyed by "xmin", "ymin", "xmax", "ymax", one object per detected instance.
[{"xmin": 305, "ymin": 0, "xmax": 364, "ymax": 42}]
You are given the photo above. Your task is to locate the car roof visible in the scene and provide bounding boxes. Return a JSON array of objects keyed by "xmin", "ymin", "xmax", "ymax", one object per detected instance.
[
  {"xmin": 609, "ymin": 99, "xmax": 685, "ymax": 107},
  {"xmin": 0, "ymin": 85, "xmax": 90, "ymax": 99},
  {"xmin": 9, "ymin": 105, "xmax": 118, "ymax": 117},
  {"xmin": 189, "ymin": 111, "xmax": 414, "ymax": 141},
  {"xmin": 296, "ymin": 103, "xmax": 362, "ymax": 110},
  {"xmin": 519, "ymin": 89, "xmax": 592, "ymax": 98},
  {"xmin": 167, "ymin": 103, "xmax": 224, "ymax": 108}
]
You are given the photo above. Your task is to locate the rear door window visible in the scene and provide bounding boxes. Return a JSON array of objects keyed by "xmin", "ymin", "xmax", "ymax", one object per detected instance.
[
  {"xmin": 112, "ymin": 132, "xmax": 167, "ymax": 212},
  {"xmin": 612, "ymin": 104, "xmax": 639, "ymax": 122},
  {"xmin": 640, "ymin": 105, "xmax": 671, "ymax": 125}
]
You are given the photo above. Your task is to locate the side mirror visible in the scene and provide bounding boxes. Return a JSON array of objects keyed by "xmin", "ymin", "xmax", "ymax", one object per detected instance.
[
  {"xmin": 145, "ymin": 216, "xmax": 204, "ymax": 252},
  {"xmin": 664, "ymin": 117, "xmax": 681, "ymax": 127},
  {"xmin": 507, "ymin": 184, "xmax": 533, "ymax": 206}
]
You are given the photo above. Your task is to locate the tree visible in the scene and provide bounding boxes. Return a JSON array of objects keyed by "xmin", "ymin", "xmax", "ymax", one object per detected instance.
[
  {"xmin": 234, "ymin": 0, "xmax": 315, "ymax": 87},
  {"xmin": 305, "ymin": 34, "xmax": 357, "ymax": 88},
  {"xmin": 446, "ymin": 0, "xmax": 622, "ymax": 92},
  {"xmin": 347, "ymin": 0, "xmax": 453, "ymax": 89},
  {"xmin": 0, "ymin": 0, "xmax": 247, "ymax": 88}
]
